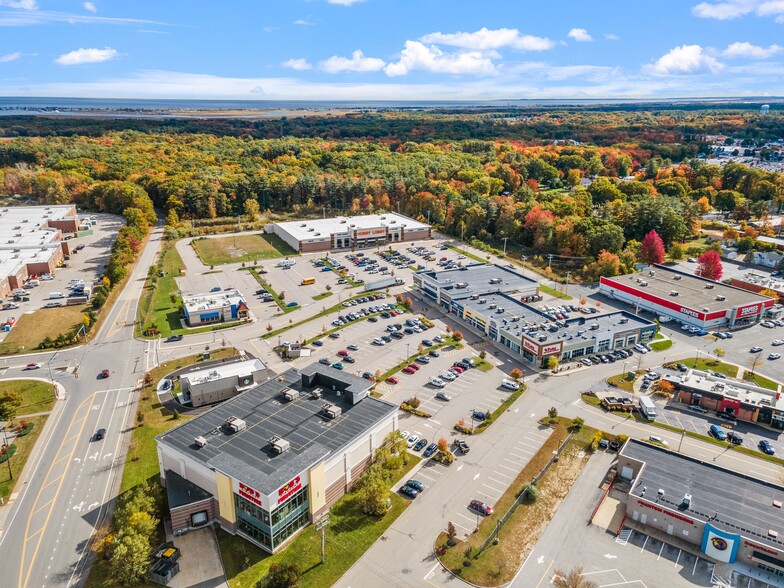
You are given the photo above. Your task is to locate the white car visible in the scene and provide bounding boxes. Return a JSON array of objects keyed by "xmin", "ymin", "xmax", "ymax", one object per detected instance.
[
  {"xmin": 428, "ymin": 377, "xmax": 446, "ymax": 388},
  {"xmin": 439, "ymin": 370, "xmax": 456, "ymax": 381},
  {"xmin": 649, "ymin": 435, "xmax": 669, "ymax": 446},
  {"xmin": 347, "ymin": 343, "xmax": 359, "ymax": 351},
  {"xmin": 769, "ymin": 353, "xmax": 781, "ymax": 360},
  {"xmin": 406, "ymin": 434, "xmax": 418, "ymax": 448},
  {"xmin": 372, "ymin": 338, "xmax": 386, "ymax": 346},
  {"xmin": 501, "ymin": 379, "xmax": 520, "ymax": 391},
  {"xmin": 773, "ymin": 340, "xmax": 784, "ymax": 346},
  {"xmin": 435, "ymin": 391, "xmax": 452, "ymax": 401}
]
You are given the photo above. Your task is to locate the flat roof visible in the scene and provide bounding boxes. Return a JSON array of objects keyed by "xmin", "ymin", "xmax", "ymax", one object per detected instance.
[
  {"xmin": 165, "ymin": 470, "xmax": 213, "ymax": 509},
  {"xmin": 419, "ymin": 263, "xmax": 538, "ymax": 299},
  {"xmin": 623, "ymin": 439, "xmax": 784, "ymax": 551},
  {"xmin": 463, "ymin": 293, "xmax": 654, "ymax": 345},
  {"xmin": 0, "ymin": 204, "xmax": 75, "ymax": 225},
  {"xmin": 603, "ymin": 264, "xmax": 771, "ymax": 312},
  {"xmin": 668, "ymin": 369, "xmax": 783, "ymax": 410},
  {"xmin": 275, "ymin": 213, "xmax": 429, "ymax": 242},
  {"xmin": 183, "ymin": 289, "xmax": 245, "ymax": 313},
  {"xmin": 157, "ymin": 364, "xmax": 396, "ymax": 495},
  {"xmin": 181, "ymin": 358, "xmax": 266, "ymax": 386},
  {"xmin": 734, "ymin": 272, "xmax": 784, "ymax": 292}
]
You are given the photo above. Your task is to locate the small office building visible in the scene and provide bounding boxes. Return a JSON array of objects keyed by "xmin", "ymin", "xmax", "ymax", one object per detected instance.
[
  {"xmin": 666, "ymin": 369, "xmax": 784, "ymax": 431},
  {"xmin": 269, "ymin": 213, "xmax": 431, "ymax": 253},
  {"xmin": 618, "ymin": 440, "xmax": 784, "ymax": 577},
  {"xmin": 180, "ymin": 358, "xmax": 267, "ymax": 407},
  {"xmin": 156, "ymin": 364, "xmax": 398, "ymax": 552},
  {"xmin": 599, "ymin": 265, "xmax": 775, "ymax": 329},
  {"xmin": 182, "ymin": 289, "xmax": 250, "ymax": 327}
]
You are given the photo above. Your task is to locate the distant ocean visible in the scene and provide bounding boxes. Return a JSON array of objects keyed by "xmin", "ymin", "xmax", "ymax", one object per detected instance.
[{"xmin": 0, "ymin": 96, "xmax": 780, "ymax": 117}]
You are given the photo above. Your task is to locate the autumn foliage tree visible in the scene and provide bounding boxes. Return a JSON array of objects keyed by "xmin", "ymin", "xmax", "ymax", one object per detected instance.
[
  {"xmin": 697, "ymin": 250, "xmax": 723, "ymax": 280},
  {"xmin": 640, "ymin": 230, "xmax": 665, "ymax": 265}
]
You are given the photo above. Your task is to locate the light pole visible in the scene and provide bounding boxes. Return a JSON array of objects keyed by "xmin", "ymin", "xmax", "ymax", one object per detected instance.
[
  {"xmin": 406, "ymin": 343, "xmax": 410, "ymax": 363},
  {"xmin": 2, "ymin": 427, "xmax": 12, "ymax": 480},
  {"xmin": 565, "ymin": 271, "xmax": 571, "ymax": 296},
  {"xmin": 315, "ymin": 511, "xmax": 330, "ymax": 564},
  {"xmin": 502, "ymin": 237, "xmax": 508, "ymax": 257}
]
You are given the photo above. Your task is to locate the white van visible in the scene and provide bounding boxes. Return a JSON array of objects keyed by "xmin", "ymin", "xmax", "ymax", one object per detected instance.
[
  {"xmin": 26, "ymin": 279, "xmax": 40, "ymax": 287},
  {"xmin": 501, "ymin": 379, "xmax": 520, "ymax": 391},
  {"xmin": 48, "ymin": 292, "xmax": 65, "ymax": 299},
  {"xmin": 43, "ymin": 301, "xmax": 63, "ymax": 308}
]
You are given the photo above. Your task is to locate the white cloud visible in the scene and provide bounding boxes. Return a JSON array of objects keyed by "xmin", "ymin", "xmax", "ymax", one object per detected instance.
[
  {"xmin": 281, "ymin": 58, "xmax": 312, "ymax": 71},
  {"xmin": 0, "ymin": 10, "xmax": 164, "ymax": 26},
  {"xmin": 327, "ymin": 0, "xmax": 365, "ymax": 5},
  {"xmin": 55, "ymin": 46, "xmax": 117, "ymax": 65},
  {"xmin": 419, "ymin": 27, "xmax": 555, "ymax": 52},
  {"xmin": 508, "ymin": 62, "xmax": 620, "ymax": 82},
  {"xmin": 605, "ymin": 33, "xmax": 620, "ymax": 41},
  {"xmin": 319, "ymin": 49, "xmax": 385, "ymax": 73},
  {"xmin": 567, "ymin": 28, "xmax": 593, "ymax": 42},
  {"xmin": 692, "ymin": 0, "xmax": 784, "ymax": 19},
  {"xmin": 83, "ymin": 1, "xmax": 96, "ymax": 13},
  {"xmin": 384, "ymin": 41, "xmax": 497, "ymax": 77},
  {"xmin": 263, "ymin": 26, "xmax": 278, "ymax": 32},
  {"xmin": 646, "ymin": 45, "xmax": 724, "ymax": 75},
  {"xmin": 294, "ymin": 18, "xmax": 314, "ymax": 26},
  {"xmin": 724, "ymin": 41, "xmax": 783, "ymax": 58},
  {"xmin": 0, "ymin": 51, "xmax": 21, "ymax": 62},
  {"xmin": 0, "ymin": 0, "xmax": 38, "ymax": 9}
]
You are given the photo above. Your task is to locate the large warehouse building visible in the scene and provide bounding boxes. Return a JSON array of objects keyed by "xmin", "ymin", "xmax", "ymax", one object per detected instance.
[
  {"xmin": 268, "ymin": 213, "xmax": 431, "ymax": 253},
  {"xmin": 156, "ymin": 364, "xmax": 397, "ymax": 552},
  {"xmin": 599, "ymin": 265, "xmax": 775, "ymax": 329},
  {"xmin": 618, "ymin": 440, "xmax": 784, "ymax": 577}
]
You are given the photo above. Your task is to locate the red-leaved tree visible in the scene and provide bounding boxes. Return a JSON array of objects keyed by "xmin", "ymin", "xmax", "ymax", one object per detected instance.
[
  {"xmin": 697, "ymin": 250, "xmax": 723, "ymax": 280},
  {"xmin": 640, "ymin": 230, "xmax": 665, "ymax": 265}
]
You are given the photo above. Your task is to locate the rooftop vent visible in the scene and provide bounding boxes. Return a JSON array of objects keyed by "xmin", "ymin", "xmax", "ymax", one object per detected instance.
[
  {"xmin": 769, "ymin": 529, "xmax": 779, "ymax": 539},
  {"xmin": 639, "ymin": 281, "xmax": 648, "ymax": 287},
  {"xmin": 706, "ymin": 284, "xmax": 714, "ymax": 289},
  {"xmin": 649, "ymin": 270, "xmax": 656, "ymax": 276},
  {"xmin": 657, "ymin": 488, "xmax": 665, "ymax": 496},
  {"xmin": 311, "ymin": 387, "xmax": 323, "ymax": 399},
  {"xmin": 281, "ymin": 387, "xmax": 299, "ymax": 401},
  {"xmin": 300, "ymin": 223, "xmax": 306, "ymax": 227},
  {"xmin": 673, "ymin": 275, "xmax": 682, "ymax": 280},
  {"xmin": 774, "ymin": 499, "xmax": 782, "ymax": 509},
  {"xmin": 225, "ymin": 416, "xmax": 247, "ymax": 433},
  {"xmin": 590, "ymin": 322, "xmax": 600, "ymax": 330},
  {"xmin": 194, "ymin": 436, "xmax": 207, "ymax": 448},
  {"xmin": 269, "ymin": 436, "xmax": 290, "ymax": 455},
  {"xmin": 323, "ymin": 403, "xmax": 342, "ymax": 419},
  {"xmin": 716, "ymin": 295, "xmax": 726, "ymax": 301},
  {"xmin": 670, "ymin": 290, "xmax": 679, "ymax": 296},
  {"xmin": 619, "ymin": 318, "xmax": 628, "ymax": 324},
  {"xmin": 489, "ymin": 277, "xmax": 502, "ymax": 285},
  {"xmin": 455, "ymin": 282, "xmax": 468, "ymax": 289}
]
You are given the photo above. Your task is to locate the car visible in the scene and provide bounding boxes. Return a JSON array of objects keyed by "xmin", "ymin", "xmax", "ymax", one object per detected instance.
[
  {"xmin": 343, "ymin": 356, "xmax": 355, "ymax": 364},
  {"xmin": 347, "ymin": 343, "xmax": 359, "ymax": 351},
  {"xmin": 687, "ymin": 257, "xmax": 697, "ymax": 263},
  {"xmin": 94, "ymin": 428, "xmax": 106, "ymax": 441},
  {"xmin": 312, "ymin": 340, "xmax": 324, "ymax": 347},
  {"xmin": 165, "ymin": 334, "xmax": 184, "ymax": 342},
  {"xmin": 758, "ymin": 440, "xmax": 776, "ymax": 455},
  {"xmin": 402, "ymin": 366, "xmax": 416, "ymax": 374},
  {"xmin": 463, "ymin": 358, "xmax": 477, "ymax": 368},
  {"xmin": 381, "ymin": 335, "xmax": 392, "ymax": 343},
  {"xmin": 24, "ymin": 362, "xmax": 42, "ymax": 370},
  {"xmin": 773, "ymin": 340, "xmax": 784, "ymax": 346},
  {"xmin": 580, "ymin": 358, "xmax": 593, "ymax": 366},
  {"xmin": 399, "ymin": 485, "xmax": 418, "ymax": 499},
  {"xmin": 676, "ymin": 363, "xmax": 688, "ymax": 372},
  {"xmin": 423, "ymin": 443, "xmax": 438, "ymax": 458},
  {"xmin": 598, "ymin": 438, "xmax": 609, "ymax": 450},
  {"xmin": 450, "ymin": 365, "xmax": 464, "ymax": 374},
  {"xmin": 469, "ymin": 500, "xmax": 493, "ymax": 516},
  {"xmin": 472, "ymin": 410, "xmax": 487, "ymax": 421},
  {"xmin": 413, "ymin": 439, "xmax": 428, "ymax": 452},
  {"xmin": 501, "ymin": 379, "xmax": 520, "ymax": 391},
  {"xmin": 407, "ymin": 363, "xmax": 420, "ymax": 371},
  {"xmin": 428, "ymin": 377, "xmax": 446, "ymax": 388},
  {"xmin": 372, "ymin": 337, "xmax": 386, "ymax": 346},
  {"xmin": 331, "ymin": 362, "xmax": 344, "ymax": 370},
  {"xmin": 689, "ymin": 404, "xmax": 708, "ymax": 413},
  {"xmin": 101, "ymin": 369, "xmax": 110, "ymax": 378},
  {"xmin": 439, "ymin": 370, "xmax": 456, "ymax": 381},
  {"xmin": 385, "ymin": 376, "xmax": 399, "ymax": 384},
  {"xmin": 319, "ymin": 358, "xmax": 331, "ymax": 366},
  {"xmin": 416, "ymin": 356, "xmax": 431, "ymax": 364},
  {"xmin": 648, "ymin": 435, "xmax": 668, "ymax": 446},
  {"xmin": 709, "ymin": 424, "xmax": 727, "ymax": 441},
  {"xmin": 433, "ymin": 335, "xmax": 444, "ymax": 343},
  {"xmin": 362, "ymin": 372, "xmax": 375, "ymax": 381},
  {"xmin": 328, "ymin": 332, "xmax": 340, "ymax": 339},
  {"xmin": 727, "ymin": 432, "xmax": 744, "ymax": 445},
  {"xmin": 286, "ymin": 301, "xmax": 299, "ymax": 307},
  {"xmin": 210, "ymin": 286, "xmax": 222, "ymax": 292},
  {"xmin": 406, "ymin": 434, "xmax": 418, "ymax": 448},
  {"xmin": 716, "ymin": 411, "xmax": 736, "ymax": 422},
  {"xmin": 422, "ymin": 339, "xmax": 433, "ymax": 347},
  {"xmin": 435, "ymin": 391, "xmax": 452, "ymax": 401},
  {"xmin": 337, "ymin": 349, "xmax": 349, "ymax": 356},
  {"xmin": 750, "ymin": 346, "xmax": 764, "ymax": 353},
  {"xmin": 407, "ymin": 479, "xmax": 425, "ymax": 492},
  {"xmin": 769, "ymin": 353, "xmax": 781, "ymax": 360},
  {"xmin": 455, "ymin": 439, "xmax": 470, "ymax": 454},
  {"xmin": 428, "ymin": 349, "xmax": 440, "ymax": 358}
]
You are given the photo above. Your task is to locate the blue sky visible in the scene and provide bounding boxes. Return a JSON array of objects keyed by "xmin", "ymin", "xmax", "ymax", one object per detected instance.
[{"xmin": 2, "ymin": 0, "xmax": 784, "ymax": 99}]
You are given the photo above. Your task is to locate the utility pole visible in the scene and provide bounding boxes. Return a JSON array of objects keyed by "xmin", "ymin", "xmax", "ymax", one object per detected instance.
[
  {"xmin": 502, "ymin": 237, "xmax": 508, "ymax": 256},
  {"xmin": 315, "ymin": 511, "xmax": 330, "ymax": 564},
  {"xmin": 548, "ymin": 254, "xmax": 553, "ymax": 270},
  {"xmin": 565, "ymin": 271, "xmax": 571, "ymax": 295}
]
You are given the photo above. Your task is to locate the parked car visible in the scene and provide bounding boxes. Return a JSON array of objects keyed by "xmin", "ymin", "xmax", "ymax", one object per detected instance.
[
  {"xmin": 399, "ymin": 485, "xmax": 418, "ymax": 499},
  {"xmin": 469, "ymin": 500, "xmax": 493, "ymax": 516},
  {"xmin": 455, "ymin": 439, "xmax": 470, "ymax": 454},
  {"xmin": 406, "ymin": 479, "xmax": 425, "ymax": 492},
  {"xmin": 758, "ymin": 440, "xmax": 776, "ymax": 455},
  {"xmin": 428, "ymin": 377, "xmax": 446, "ymax": 388},
  {"xmin": 319, "ymin": 358, "xmax": 331, "ymax": 366},
  {"xmin": 362, "ymin": 372, "xmax": 376, "ymax": 381},
  {"xmin": 406, "ymin": 434, "xmax": 418, "ymax": 448},
  {"xmin": 386, "ymin": 376, "xmax": 399, "ymax": 384},
  {"xmin": 501, "ymin": 379, "xmax": 520, "ymax": 391},
  {"xmin": 727, "ymin": 432, "xmax": 744, "ymax": 445},
  {"xmin": 413, "ymin": 439, "xmax": 428, "ymax": 452},
  {"xmin": 423, "ymin": 443, "xmax": 438, "ymax": 458},
  {"xmin": 709, "ymin": 424, "xmax": 727, "ymax": 441},
  {"xmin": 435, "ymin": 391, "xmax": 452, "ymax": 401},
  {"xmin": 689, "ymin": 404, "xmax": 708, "ymax": 414},
  {"xmin": 328, "ymin": 332, "xmax": 340, "ymax": 339}
]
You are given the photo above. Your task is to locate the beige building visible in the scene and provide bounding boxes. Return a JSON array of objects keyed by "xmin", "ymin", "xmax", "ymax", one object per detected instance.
[
  {"xmin": 156, "ymin": 364, "xmax": 397, "ymax": 551},
  {"xmin": 180, "ymin": 358, "xmax": 267, "ymax": 408}
]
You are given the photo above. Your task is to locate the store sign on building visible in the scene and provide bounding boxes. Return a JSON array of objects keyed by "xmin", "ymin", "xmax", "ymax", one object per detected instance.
[
  {"xmin": 277, "ymin": 475, "xmax": 302, "ymax": 504},
  {"xmin": 736, "ymin": 304, "xmax": 761, "ymax": 318},
  {"xmin": 522, "ymin": 339, "xmax": 538, "ymax": 354},
  {"xmin": 541, "ymin": 344, "xmax": 561, "ymax": 355},
  {"xmin": 238, "ymin": 482, "xmax": 263, "ymax": 507},
  {"xmin": 355, "ymin": 228, "xmax": 387, "ymax": 237},
  {"xmin": 680, "ymin": 307, "xmax": 700, "ymax": 318}
]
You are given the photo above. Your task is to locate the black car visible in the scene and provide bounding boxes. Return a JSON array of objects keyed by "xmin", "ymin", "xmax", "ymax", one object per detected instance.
[
  {"xmin": 319, "ymin": 358, "xmax": 331, "ymax": 366},
  {"xmin": 343, "ymin": 356, "xmax": 355, "ymax": 364},
  {"xmin": 390, "ymin": 331, "xmax": 404, "ymax": 339},
  {"xmin": 399, "ymin": 485, "xmax": 418, "ymax": 499},
  {"xmin": 312, "ymin": 340, "xmax": 324, "ymax": 347},
  {"xmin": 368, "ymin": 316, "xmax": 378, "ymax": 323},
  {"xmin": 94, "ymin": 428, "xmax": 106, "ymax": 441},
  {"xmin": 608, "ymin": 440, "xmax": 620, "ymax": 451},
  {"xmin": 676, "ymin": 363, "xmax": 688, "ymax": 372},
  {"xmin": 381, "ymin": 335, "xmax": 392, "ymax": 343},
  {"xmin": 165, "ymin": 334, "xmax": 183, "ymax": 342},
  {"xmin": 727, "ymin": 431, "xmax": 744, "ymax": 445},
  {"xmin": 413, "ymin": 439, "xmax": 428, "ymax": 451},
  {"xmin": 422, "ymin": 443, "xmax": 437, "ymax": 458},
  {"xmin": 328, "ymin": 332, "xmax": 341, "ymax": 339}
]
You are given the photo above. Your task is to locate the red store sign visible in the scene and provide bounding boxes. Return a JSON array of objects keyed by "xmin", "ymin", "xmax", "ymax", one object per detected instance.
[
  {"xmin": 541, "ymin": 344, "xmax": 562, "ymax": 355},
  {"xmin": 238, "ymin": 482, "xmax": 262, "ymax": 507},
  {"xmin": 355, "ymin": 228, "xmax": 387, "ymax": 237},
  {"xmin": 277, "ymin": 476, "xmax": 302, "ymax": 504},
  {"xmin": 637, "ymin": 499, "xmax": 694, "ymax": 524},
  {"xmin": 744, "ymin": 540, "xmax": 779, "ymax": 556},
  {"xmin": 522, "ymin": 338, "xmax": 538, "ymax": 354}
]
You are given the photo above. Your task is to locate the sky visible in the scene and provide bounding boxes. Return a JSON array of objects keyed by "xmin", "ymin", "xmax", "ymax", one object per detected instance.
[{"xmin": 1, "ymin": 0, "xmax": 784, "ymax": 100}]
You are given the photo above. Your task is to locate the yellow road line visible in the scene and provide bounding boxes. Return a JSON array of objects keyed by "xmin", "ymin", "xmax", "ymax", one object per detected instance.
[
  {"xmin": 19, "ymin": 393, "xmax": 95, "ymax": 588},
  {"xmin": 30, "ymin": 497, "xmax": 55, "ymax": 517},
  {"xmin": 535, "ymin": 559, "xmax": 554, "ymax": 587}
]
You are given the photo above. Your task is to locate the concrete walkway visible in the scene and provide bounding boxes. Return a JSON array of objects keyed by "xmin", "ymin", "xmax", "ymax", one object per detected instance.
[{"xmin": 169, "ymin": 527, "xmax": 229, "ymax": 588}]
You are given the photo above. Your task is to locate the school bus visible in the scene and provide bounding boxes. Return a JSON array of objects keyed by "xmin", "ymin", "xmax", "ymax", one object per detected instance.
[{"xmin": 300, "ymin": 277, "xmax": 316, "ymax": 286}]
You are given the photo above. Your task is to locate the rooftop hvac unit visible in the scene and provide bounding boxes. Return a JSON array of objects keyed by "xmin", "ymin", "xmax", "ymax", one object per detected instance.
[
  {"xmin": 489, "ymin": 303, "xmax": 497, "ymax": 309},
  {"xmin": 323, "ymin": 403, "xmax": 342, "ymax": 419},
  {"xmin": 225, "ymin": 416, "xmax": 247, "ymax": 433},
  {"xmin": 194, "ymin": 436, "xmax": 207, "ymax": 448},
  {"xmin": 281, "ymin": 387, "xmax": 299, "ymax": 401},
  {"xmin": 590, "ymin": 322, "xmax": 600, "ymax": 330},
  {"xmin": 706, "ymin": 284, "xmax": 714, "ymax": 289},
  {"xmin": 673, "ymin": 275, "xmax": 682, "ymax": 280},
  {"xmin": 269, "ymin": 436, "xmax": 290, "ymax": 455},
  {"xmin": 455, "ymin": 282, "xmax": 468, "ymax": 288},
  {"xmin": 670, "ymin": 290, "xmax": 679, "ymax": 296},
  {"xmin": 311, "ymin": 387, "xmax": 323, "ymax": 399},
  {"xmin": 716, "ymin": 295, "xmax": 726, "ymax": 301},
  {"xmin": 619, "ymin": 318, "xmax": 628, "ymax": 324},
  {"xmin": 489, "ymin": 277, "xmax": 502, "ymax": 284},
  {"xmin": 639, "ymin": 281, "xmax": 648, "ymax": 286}
]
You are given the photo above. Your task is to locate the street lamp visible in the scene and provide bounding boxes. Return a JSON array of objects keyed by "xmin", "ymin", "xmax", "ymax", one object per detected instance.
[
  {"xmin": 2, "ymin": 427, "xmax": 12, "ymax": 480},
  {"xmin": 502, "ymin": 237, "xmax": 508, "ymax": 257}
]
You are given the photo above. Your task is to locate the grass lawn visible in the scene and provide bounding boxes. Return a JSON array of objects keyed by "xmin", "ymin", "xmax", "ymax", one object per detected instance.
[
  {"xmin": 121, "ymin": 347, "xmax": 237, "ymax": 494},
  {"xmin": 312, "ymin": 292, "xmax": 333, "ymax": 301},
  {"xmin": 743, "ymin": 372, "xmax": 780, "ymax": 390},
  {"xmin": 438, "ymin": 419, "xmax": 590, "ymax": 585},
  {"xmin": 474, "ymin": 385, "xmax": 526, "ymax": 434},
  {"xmin": 539, "ymin": 284, "xmax": 573, "ymax": 300},
  {"xmin": 138, "ymin": 244, "xmax": 186, "ymax": 338},
  {"xmin": 684, "ymin": 357, "xmax": 739, "ymax": 377},
  {"xmin": 0, "ymin": 304, "xmax": 89, "ymax": 355},
  {"xmin": 607, "ymin": 370, "xmax": 644, "ymax": 392},
  {"xmin": 219, "ymin": 454, "xmax": 420, "ymax": 588},
  {"xmin": 0, "ymin": 415, "xmax": 47, "ymax": 501},
  {"xmin": 471, "ymin": 356, "xmax": 494, "ymax": 372},
  {"xmin": 192, "ymin": 234, "xmax": 296, "ymax": 266},
  {"xmin": 7, "ymin": 379, "xmax": 56, "ymax": 415},
  {"xmin": 649, "ymin": 339, "xmax": 672, "ymax": 351}
]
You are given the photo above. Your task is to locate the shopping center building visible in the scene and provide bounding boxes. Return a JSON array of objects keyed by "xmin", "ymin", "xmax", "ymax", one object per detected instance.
[
  {"xmin": 182, "ymin": 289, "xmax": 250, "ymax": 327},
  {"xmin": 268, "ymin": 213, "xmax": 431, "ymax": 253},
  {"xmin": 599, "ymin": 265, "xmax": 776, "ymax": 329},
  {"xmin": 156, "ymin": 364, "xmax": 397, "ymax": 552},
  {"xmin": 617, "ymin": 440, "xmax": 784, "ymax": 577}
]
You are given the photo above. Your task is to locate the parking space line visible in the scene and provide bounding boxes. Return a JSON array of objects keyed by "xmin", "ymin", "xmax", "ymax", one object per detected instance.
[
  {"xmin": 498, "ymin": 463, "xmax": 519, "ymax": 473},
  {"xmin": 674, "ymin": 549, "xmax": 681, "ymax": 568},
  {"xmin": 657, "ymin": 541, "xmax": 664, "ymax": 560},
  {"xmin": 692, "ymin": 556, "xmax": 698, "ymax": 575},
  {"xmin": 641, "ymin": 535, "xmax": 649, "ymax": 553},
  {"xmin": 489, "ymin": 476, "xmax": 509, "ymax": 485},
  {"xmin": 482, "ymin": 483, "xmax": 503, "ymax": 493}
]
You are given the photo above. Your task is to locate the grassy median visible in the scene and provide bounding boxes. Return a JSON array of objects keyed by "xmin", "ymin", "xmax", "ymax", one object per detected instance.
[{"xmin": 192, "ymin": 234, "xmax": 296, "ymax": 266}]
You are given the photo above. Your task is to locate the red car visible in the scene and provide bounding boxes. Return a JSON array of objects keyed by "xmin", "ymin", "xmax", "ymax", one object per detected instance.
[
  {"xmin": 407, "ymin": 363, "xmax": 420, "ymax": 371},
  {"xmin": 440, "ymin": 257, "xmax": 447, "ymax": 261},
  {"xmin": 451, "ymin": 365, "xmax": 464, "ymax": 373},
  {"xmin": 337, "ymin": 350, "xmax": 349, "ymax": 357},
  {"xmin": 101, "ymin": 369, "xmax": 110, "ymax": 378},
  {"xmin": 469, "ymin": 500, "xmax": 493, "ymax": 516},
  {"xmin": 402, "ymin": 366, "xmax": 416, "ymax": 374},
  {"xmin": 386, "ymin": 376, "xmax": 399, "ymax": 384}
]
